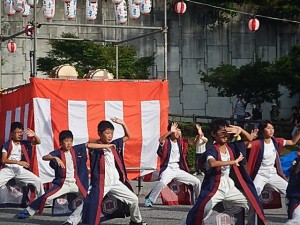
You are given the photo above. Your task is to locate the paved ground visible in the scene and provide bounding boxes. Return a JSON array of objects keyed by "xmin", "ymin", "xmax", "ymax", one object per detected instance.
[{"xmin": 0, "ymin": 175, "xmax": 288, "ymax": 225}]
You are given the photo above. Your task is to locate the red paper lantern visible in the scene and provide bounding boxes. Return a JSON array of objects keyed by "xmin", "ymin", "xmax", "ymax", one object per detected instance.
[
  {"xmin": 7, "ymin": 41, "xmax": 17, "ymax": 53},
  {"xmin": 248, "ymin": 18, "xmax": 260, "ymax": 31},
  {"xmin": 25, "ymin": 24, "xmax": 34, "ymax": 36},
  {"xmin": 174, "ymin": 1, "xmax": 186, "ymax": 14}
]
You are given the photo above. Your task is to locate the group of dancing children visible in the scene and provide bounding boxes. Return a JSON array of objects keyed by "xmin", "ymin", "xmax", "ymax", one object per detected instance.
[{"xmin": 1, "ymin": 117, "xmax": 300, "ymax": 225}]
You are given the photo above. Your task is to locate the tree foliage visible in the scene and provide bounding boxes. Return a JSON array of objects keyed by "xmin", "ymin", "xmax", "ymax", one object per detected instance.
[
  {"xmin": 200, "ymin": 45, "xmax": 300, "ymax": 104},
  {"xmin": 191, "ymin": 0, "xmax": 300, "ymax": 26},
  {"xmin": 37, "ymin": 33, "xmax": 155, "ymax": 79}
]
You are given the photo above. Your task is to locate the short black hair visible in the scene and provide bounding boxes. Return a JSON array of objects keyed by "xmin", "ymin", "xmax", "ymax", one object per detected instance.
[
  {"xmin": 10, "ymin": 122, "xmax": 24, "ymax": 133},
  {"xmin": 98, "ymin": 120, "xmax": 114, "ymax": 134},
  {"xmin": 59, "ymin": 130, "xmax": 73, "ymax": 143},
  {"xmin": 210, "ymin": 118, "xmax": 229, "ymax": 134},
  {"xmin": 257, "ymin": 120, "xmax": 273, "ymax": 138}
]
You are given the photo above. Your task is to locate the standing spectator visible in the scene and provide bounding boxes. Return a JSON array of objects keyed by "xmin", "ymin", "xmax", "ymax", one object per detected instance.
[
  {"xmin": 252, "ymin": 103, "xmax": 263, "ymax": 129},
  {"xmin": 270, "ymin": 103, "xmax": 280, "ymax": 122},
  {"xmin": 193, "ymin": 124, "xmax": 208, "ymax": 176},
  {"xmin": 291, "ymin": 107, "xmax": 300, "ymax": 138},
  {"xmin": 233, "ymin": 94, "xmax": 247, "ymax": 128}
]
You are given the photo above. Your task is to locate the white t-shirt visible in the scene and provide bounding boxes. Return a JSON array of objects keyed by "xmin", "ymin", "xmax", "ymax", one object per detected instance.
[
  {"xmin": 169, "ymin": 141, "xmax": 180, "ymax": 164},
  {"xmin": 2, "ymin": 142, "xmax": 23, "ymax": 170},
  {"xmin": 64, "ymin": 150, "xmax": 75, "ymax": 182},
  {"xmin": 104, "ymin": 149, "xmax": 120, "ymax": 186},
  {"xmin": 207, "ymin": 146, "xmax": 231, "ymax": 176},
  {"xmin": 257, "ymin": 140, "xmax": 286, "ymax": 176},
  {"xmin": 195, "ymin": 139, "xmax": 207, "ymax": 154}
]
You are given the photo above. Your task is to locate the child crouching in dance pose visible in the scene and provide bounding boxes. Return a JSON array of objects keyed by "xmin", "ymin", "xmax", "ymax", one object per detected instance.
[{"xmin": 184, "ymin": 119, "xmax": 265, "ymax": 225}]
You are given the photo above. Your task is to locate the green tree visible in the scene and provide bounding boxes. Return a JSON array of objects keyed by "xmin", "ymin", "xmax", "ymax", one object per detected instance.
[
  {"xmin": 271, "ymin": 45, "xmax": 300, "ymax": 97},
  {"xmin": 190, "ymin": 0, "xmax": 300, "ymax": 26},
  {"xmin": 200, "ymin": 59, "xmax": 282, "ymax": 104},
  {"xmin": 37, "ymin": 33, "xmax": 155, "ymax": 79}
]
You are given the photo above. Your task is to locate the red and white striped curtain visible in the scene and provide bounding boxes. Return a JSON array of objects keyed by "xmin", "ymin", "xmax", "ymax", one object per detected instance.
[{"xmin": 0, "ymin": 78, "xmax": 169, "ymax": 183}]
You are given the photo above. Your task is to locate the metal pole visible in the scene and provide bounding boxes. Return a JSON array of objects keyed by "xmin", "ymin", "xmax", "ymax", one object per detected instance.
[
  {"xmin": 1, "ymin": 27, "xmax": 35, "ymax": 42},
  {"xmin": 33, "ymin": 1, "xmax": 37, "ymax": 77},
  {"xmin": 114, "ymin": 30, "xmax": 163, "ymax": 45},
  {"xmin": 39, "ymin": 22, "xmax": 162, "ymax": 30},
  {"xmin": 164, "ymin": 0, "xmax": 168, "ymax": 80},
  {"xmin": 116, "ymin": 45, "xmax": 119, "ymax": 79},
  {"xmin": 1, "ymin": 35, "xmax": 117, "ymax": 43}
]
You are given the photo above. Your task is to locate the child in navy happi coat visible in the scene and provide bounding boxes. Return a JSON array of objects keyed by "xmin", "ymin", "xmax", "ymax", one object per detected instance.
[
  {"xmin": 184, "ymin": 119, "xmax": 265, "ymax": 225},
  {"xmin": 0, "ymin": 122, "xmax": 44, "ymax": 198},
  {"xmin": 17, "ymin": 130, "xmax": 112, "ymax": 219},
  {"xmin": 145, "ymin": 122, "xmax": 201, "ymax": 207},
  {"xmin": 64, "ymin": 118, "xmax": 147, "ymax": 225},
  {"xmin": 284, "ymin": 153, "xmax": 300, "ymax": 225}
]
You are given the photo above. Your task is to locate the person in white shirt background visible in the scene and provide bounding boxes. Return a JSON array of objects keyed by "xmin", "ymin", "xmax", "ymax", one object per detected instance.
[{"xmin": 193, "ymin": 124, "xmax": 208, "ymax": 176}]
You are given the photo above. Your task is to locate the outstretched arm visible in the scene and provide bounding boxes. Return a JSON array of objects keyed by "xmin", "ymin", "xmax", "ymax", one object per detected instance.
[
  {"xmin": 26, "ymin": 128, "xmax": 41, "ymax": 145},
  {"xmin": 286, "ymin": 129, "xmax": 300, "ymax": 146},
  {"xmin": 208, "ymin": 153, "xmax": 244, "ymax": 168},
  {"xmin": 86, "ymin": 143, "xmax": 116, "ymax": 151},
  {"xmin": 111, "ymin": 117, "xmax": 130, "ymax": 142},
  {"xmin": 159, "ymin": 122, "xmax": 178, "ymax": 143}
]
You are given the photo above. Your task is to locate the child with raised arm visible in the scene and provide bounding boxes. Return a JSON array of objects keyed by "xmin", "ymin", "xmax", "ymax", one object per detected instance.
[
  {"xmin": 17, "ymin": 130, "xmax": 113, "ymax": 219},
  {"xmin": 0, "ymin": 122, "xmax": 44, "ymax": 198},
  {"xmin": 194, "ymin": 124, "xmax": 208, "ymax": 175},
  {"xmin": 144, "ymin": 122, "xmax": 201, "ymax": 207},
  {"xmin": 184, "ymin": 118, "xmax": 265, "ymax": 225},
  {"xmin": 247, "ymin": 120, "xmax": 300, "ymax": 205},
  {"xmin": 64, "ymin": 118, "xmax": 146, "ymax": 225}
]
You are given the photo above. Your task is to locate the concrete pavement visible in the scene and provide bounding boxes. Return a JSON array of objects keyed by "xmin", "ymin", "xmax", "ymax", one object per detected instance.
[{"xmin": 0, "ymin": 176, "xmax": 288, "ymax": 225}]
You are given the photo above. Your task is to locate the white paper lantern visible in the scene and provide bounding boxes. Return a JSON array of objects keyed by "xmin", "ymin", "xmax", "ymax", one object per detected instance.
[
  {"xmin": 112, "ymin": 0, "xmax": 122, "ymax": 4},
  {"xmin": 27, "ymin": 0, "xmax": 39, "ymax": 8},
  {"xmin": 140, "ymin": 0, "xmax": 151, "ymax": 15},
  {"xmin": 128, "ymin": 0, "xmax": 140, "ymax": 20},
  {"xmin": 114, "ymin": 0, "xmax": 127, "ymax": 24},
  {"xmin": 133, "ymin": 0, "xmax": 142, "ymax": 4},
  {"xmin": 4, "ymin": 0, "xmax": 16, "ymax": 16},
  {"xmin": 14, "ymin": 0, "xmax": 25, "ymax": 13},
  {"xmin": 22, "ymin": 1, "xmax": 31, "ymax": 17},
  {"xmin": 43, "ymin": 0, "xmax": 55, "ymax": 21},
  {"xmin": 86, "ymin": 0, "xmax": 98, "ymax": 21},
  {"xmin": 65, "ymin": 0, "xmax": 77, "ymax": 20}
]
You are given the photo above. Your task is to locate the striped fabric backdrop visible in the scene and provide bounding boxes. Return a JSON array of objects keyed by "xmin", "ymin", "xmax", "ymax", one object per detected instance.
[{"xmin": 0, "ymin": 78, "xmax": 169, "ymax": 183}]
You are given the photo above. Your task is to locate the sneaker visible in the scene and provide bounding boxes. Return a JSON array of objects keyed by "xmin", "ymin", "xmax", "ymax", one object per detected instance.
[
  {"xmin": 17, "ymin": 209, "xmax": 30, "ymax": 219},
  {"xmin": 129, "ymin": 220, "xmax": 147, "ymax": 225},
  {"xmin": 144, "ymin": 198, "xmax": 153, "ymax": 207}
]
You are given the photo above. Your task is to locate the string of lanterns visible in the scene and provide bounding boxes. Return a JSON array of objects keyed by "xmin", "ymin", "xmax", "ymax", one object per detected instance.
[
  {"xmin": 174, "ymin": 0, "xmax": 260, "ymax": 31},
  {"xmin": 3, "ymin": 0, "xmax": 152, "ymax": 24}
]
